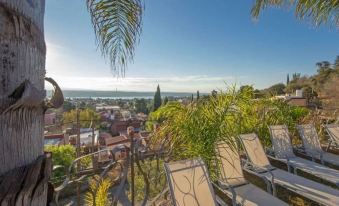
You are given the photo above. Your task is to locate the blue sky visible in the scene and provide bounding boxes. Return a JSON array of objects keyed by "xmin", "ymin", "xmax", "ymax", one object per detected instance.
[{"xmin": 45, "ymin": 0, "xmax": 339, "ymax": 92}]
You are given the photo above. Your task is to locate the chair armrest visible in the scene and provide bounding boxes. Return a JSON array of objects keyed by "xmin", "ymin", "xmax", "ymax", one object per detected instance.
[
  {"xmin": 312, "ymin": 151, "xmax": 324, "ymax": 164},
  {"xmin": 267, "ymin": 154, "xmax": 285, "ymax": 163},
  {"xmin": 294, "ymin": 146, "xmax": 305, "ymax": 154},
  {"xmin": 265, "ymin": 147, "xmax": 275, "ymax": 156},
  {"xmin": 243, "ymin": 166, "xmax": 276, "ymax": 196},
  {"xmin": 212, "ymin": 181, "xmax": 237, "ymax": 206},
  {"xmin": 215, "ymin": 196, "xmax": 229, "ymax": 206}
]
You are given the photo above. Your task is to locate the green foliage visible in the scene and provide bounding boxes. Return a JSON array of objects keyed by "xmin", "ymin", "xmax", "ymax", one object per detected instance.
[
  {"xmin": 45, "ymin": 145, "xmax": 92, "ymax": 181},
  {"xmin": 197, "ymin": 90, "xmax": 200, "ymax": 100},
  {"xmin": 153, "ymin": 85, "xmax": 162, "ymax": 111},
  {"xmin": 239, "ymin": 85, "xmax": 254, "ymax": 98},
  {"xmin": 85, "ymin": 175, "xmax": 112, "ymax": 206},
  {"xmin": 45, "ymin": 145, "xmax": 76, "ymax": 180},
  {"xmin": 163, "ymin": 96, "xmax": 169, "ymax": 105},
  {"xmin": 63, "ymin": 108, "xmax": 100, "ymax": 127},
  {"xmin": 86, "ymin": 0, "xmax": 143, "ymax": 76},
  {"xmin": 149, "ymin": 86, "xmax": 309, "ymax": 178},
  {"xmin": 45, "ymin": 145, "xmax": 76, "ymax": 169},
  {"xmin": 63, "ymin": 100, "xmax": 76, "ymax": 112},
  {"xmin": 262, "ymin": 83, "xmax": 286, "ymax": 96},
  {"xmin": 134, "ymin": 98, "xmax": 149, "ymax": 114},
  {"xmin": 129, "ymin": 160, "xmax": 166, "ymax": 201}
]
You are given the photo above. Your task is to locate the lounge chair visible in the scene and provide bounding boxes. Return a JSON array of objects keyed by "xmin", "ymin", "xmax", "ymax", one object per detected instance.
[
  {"xmin": 164, "ymin": 158, "xmax": 227, "ymax": 206},
  {"xmin": 325, "ymin": 124, "xmax": 339, "ymax": 151},
  {"xmin": 269, "ymin": 125, "xmax": 339, "ymax": 187},
  {"xmin": 215, "ymin": 142, "xmax": 288, "ymax": 206},
  {"xmin": 240, "ymin": 133, "xmax": 339, "ymax": 206},
  {"xmin": 297, "ymin": 124, "xmax": 339, "ymax": 168}
]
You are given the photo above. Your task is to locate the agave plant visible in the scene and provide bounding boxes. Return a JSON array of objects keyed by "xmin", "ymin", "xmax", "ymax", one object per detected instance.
[{"xmin": 85, "ymin": 175, "xmax": 113, "ymax": 206}]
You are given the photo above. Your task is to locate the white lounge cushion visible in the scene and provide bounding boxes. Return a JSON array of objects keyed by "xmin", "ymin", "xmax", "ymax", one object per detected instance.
[
  {"xmin": 285, "ymin": 157, "xmax": 339, "ymax": 185},
  {"xmin": 263, "ymin": 169, "xmax": 339, "ymax": 206},
  {"xmin": 233, "ymin": 183, "xmax": 288, "ymax": 206},
  {"xmin": 322, "ymin": 152, "xmax": 339, "ymax": 166}
]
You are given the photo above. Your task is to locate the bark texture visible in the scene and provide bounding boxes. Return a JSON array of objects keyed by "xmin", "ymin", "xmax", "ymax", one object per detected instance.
[
  {"xmin": 0, "ymin": 153, "xmax": 52, "ymax": 206},
  {"xmin": 0, "ymin": 0, "xmax": 48, "ymax": 205},
  {"xmin": 0, "ymin": 0, "xmax": 46, "ymax": 174}
]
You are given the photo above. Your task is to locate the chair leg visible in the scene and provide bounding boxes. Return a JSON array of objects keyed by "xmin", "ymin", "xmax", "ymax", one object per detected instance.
[{"xmin": 326, "ymin": 141, "xmax": 332, "ymax": 151}]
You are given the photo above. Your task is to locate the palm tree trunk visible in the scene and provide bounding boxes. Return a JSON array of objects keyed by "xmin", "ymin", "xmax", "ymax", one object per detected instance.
[{"xmin": 0, "ymin": 0, "xmax": 50, "ymax": 205}]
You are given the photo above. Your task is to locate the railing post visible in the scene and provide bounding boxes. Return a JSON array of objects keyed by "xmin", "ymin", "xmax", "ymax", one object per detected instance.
[
  {"xmin": 76, "ymin": 108, "xmax": 81, "ymax": 206},
  {"xmin": 128, "ymin": 126, "xmax": 135, "ymax": 206}
]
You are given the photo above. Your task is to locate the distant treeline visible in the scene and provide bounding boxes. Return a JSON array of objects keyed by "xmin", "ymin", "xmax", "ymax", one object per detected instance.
[{"xmin": 248, "ymin": 55, "xmax": 339, "ymax": 108}]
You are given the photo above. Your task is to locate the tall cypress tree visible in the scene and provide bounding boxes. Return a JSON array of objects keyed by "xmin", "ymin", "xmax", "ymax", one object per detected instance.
[
  {"xmin": 286, "ymin": 74, "xmax": 290, "ymax": 85},
  {"xmin": 197, "ymin": 90, "xmax": 200, "ymax": 100},
  {"xmin": 153, "ymin": 85, "xmax": 162, "ymax": 111}
]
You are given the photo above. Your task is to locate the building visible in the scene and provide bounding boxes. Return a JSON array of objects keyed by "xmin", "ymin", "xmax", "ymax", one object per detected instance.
[
  {"xmin": 69, "ymin": 130, "xmax": 99, "ymax": 146},
  {"xmin": 274, "ymin": 89, "xmax": 308, "ymax": 107},
  {"xmin": 110, "ymin": 119, "xmax": 141, "ymax": 136},
  {"xmin": 44, "ymin": 112, "xmax": 56, "ymax": 125},
  {"xmin": 44, "ymin": 133, "xmax": 68, "ymax": 146}
]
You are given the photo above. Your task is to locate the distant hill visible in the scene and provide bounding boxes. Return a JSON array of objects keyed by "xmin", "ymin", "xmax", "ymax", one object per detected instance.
[{"xmin": 47, "ymin": 90, "xmax": 196, "ymax": 99}]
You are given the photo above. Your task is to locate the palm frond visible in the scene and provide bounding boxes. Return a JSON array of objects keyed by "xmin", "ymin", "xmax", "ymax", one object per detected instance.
[
  {"xmin": 252, "ymin": 0, "xmax": 339, "ymax": 28},
  {"xmin": 87, "ymin": 0, "xmax": 143, "ymax": 76}
]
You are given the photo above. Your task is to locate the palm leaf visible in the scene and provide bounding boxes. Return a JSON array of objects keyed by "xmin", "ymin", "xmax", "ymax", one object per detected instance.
[
  {"xmin": 87, "ymin": 0, "xmax": 143, "ymax": 76},
  {"xmin": 252, "ymin": 0, "xmax": 339, "ymax": 28}
]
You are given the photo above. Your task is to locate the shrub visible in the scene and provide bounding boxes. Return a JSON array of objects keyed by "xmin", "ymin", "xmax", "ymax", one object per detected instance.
[
  {"xmin": 149, "ymin": 86, "xmax": 310, "ymax": 178},
  {"xmin": 45, "ymin": 145, "xmax": 91, "ymax": 181}
]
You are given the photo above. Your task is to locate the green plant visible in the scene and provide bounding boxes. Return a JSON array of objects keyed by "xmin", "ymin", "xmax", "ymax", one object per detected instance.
[
  {"xmin": 128, "ymin": 159, "xmax": 167, "ymax": 201},
  {"xmin": 44, "ymin": 145, "xmax": 92, "ymax": 180},
  {"xmin": 85, "ymin": 175, "xmax": 113, "ymax": 206},
  {"xmin": 63, "ymin": 108, "xmax": 100, "ymax": 127},
  {"xmin": 153, "ymin": 85, "xmax": 162, "ymax": 111},
  {"xmin": 149, "ymin": 85, "xmax": 310, "ymax": 178},
  {"xmin": 45, "ymin": 145, "xmax": 76, "ymax": 168}
]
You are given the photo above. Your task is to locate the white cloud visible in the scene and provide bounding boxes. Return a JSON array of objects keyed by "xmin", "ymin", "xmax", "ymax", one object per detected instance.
[
  {"xmin": 45, "ymin": 75, "xmax": 247, "ymax": 92},
  {"xmin": 45, "ymin": 39, "xmax": 248, "ymax": 92}
]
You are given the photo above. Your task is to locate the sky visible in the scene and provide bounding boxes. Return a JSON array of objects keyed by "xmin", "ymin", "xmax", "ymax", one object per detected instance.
[{"xmin": 45, "ymin": 0, "xmax": 339, "ymax": 93}]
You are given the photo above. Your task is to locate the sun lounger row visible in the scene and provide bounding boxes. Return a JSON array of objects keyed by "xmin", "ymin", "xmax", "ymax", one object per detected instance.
[{"xmin": 163, "ymin": 124, "xmax": 339, "ymax": 206}]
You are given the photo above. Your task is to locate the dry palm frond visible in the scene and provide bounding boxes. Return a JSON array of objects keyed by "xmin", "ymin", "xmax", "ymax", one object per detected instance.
[
  {"xmin": 87, "ymin": 0, "xmax": 143, "ymax": 76},
  {"xmin": 252, "ymin": 0, "xmax": 339, "ymax": 28}
]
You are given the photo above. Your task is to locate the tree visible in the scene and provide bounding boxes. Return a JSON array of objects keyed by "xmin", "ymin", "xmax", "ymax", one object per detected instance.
[
  {"xmin": 335, "ymin": 56, "xmax": 339, "ymax": 70},
  {"xmin": 322, "ymin": 75, "xmax": 339, "ymax": 109},
  {"xmin": 0, "ymin": 0, "xmax": 142, "ymax": 204},
  {"xmin": 63, "ymin": 100, "xmax": 76, "ymax": 112},
  {"xmin": 302, "ymin": 86, "xmax": 318, "ymax": 104},
  {"xmin": 63, "ymin": 108, "xmax": 100, "ymax": 128},
  {"xmin": 264, "ymin": 83, "xmax": 286, "ymax": 96},
  {"xmin": 153, "ymin": 85, "xmax": 162, "ymax": 111},
  {"xmin": 197, "ymin": 90, "xmax": 200, "ymax": 100},
  {"xmin": 292, "ymin": 73, "xmax": 301, "ymax": 81},
  {"xmin": 211, "ymin": 90, "xmax": 218, "ymax": 97},
  {"xmin": 252, "ymin": 0, "xmax": 339, "ymax": 28},
  {"xmin": 254, "ymin": 89, "xmax": 264, "ymax": 99},
  {"xmin": 239, "ymin": 85, "xmax": 255, "ymax": 98},
  {"xmin": 135, "ymin": 98, "xmax": 149, "ymax": 114},
  {"xmin": 286, "ymin": 74, "xmax": 290, "ymax": 85},
  {"xmin": 239, "ymin": 85, "xmax": 254, "ymax": 93},
  {"xmin": 163, "ymin": 96, "xmax": 169, "ymax": 105}
]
